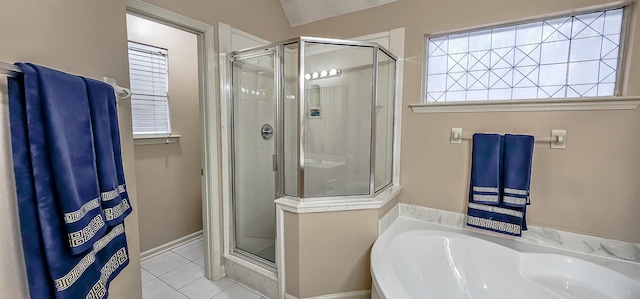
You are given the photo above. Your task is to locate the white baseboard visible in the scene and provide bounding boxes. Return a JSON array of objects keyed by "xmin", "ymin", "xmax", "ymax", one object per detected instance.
[
  {"xmin": 285, "ymin": 290, "xmax": 371, "ymax": 299},
  {"xmin": 141, "ymin": 230, "xmax": 203, "ymax": 261}
]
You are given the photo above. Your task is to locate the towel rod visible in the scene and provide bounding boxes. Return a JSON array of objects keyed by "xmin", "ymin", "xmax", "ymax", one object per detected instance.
[
  {"xmin": 0, "ymin": 61, "xmax": 131, "ymax": 101},
  {"xmin": 450, "ymin": 128, "xmax": 567, "ymax": 149}
]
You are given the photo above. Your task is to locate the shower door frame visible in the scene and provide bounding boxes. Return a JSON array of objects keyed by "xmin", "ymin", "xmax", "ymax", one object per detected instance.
[{"xmin": 228, "ymin": 46, "xmax": 284, "ymax": 270}]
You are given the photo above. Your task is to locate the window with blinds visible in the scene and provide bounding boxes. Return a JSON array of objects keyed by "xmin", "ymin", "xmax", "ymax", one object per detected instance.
[{"xmin": 127, "ymin": 41, "xmax": 171, "ymax": 136}]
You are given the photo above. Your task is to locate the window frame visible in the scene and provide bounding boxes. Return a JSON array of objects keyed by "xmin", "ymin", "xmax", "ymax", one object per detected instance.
[
  {"xmin": 416, "ymin": 2, "xmax": 637, "ymax": 112},
  {"xmin": 127, "ymin": 41, "xmax": 174, "ymax": 139}
]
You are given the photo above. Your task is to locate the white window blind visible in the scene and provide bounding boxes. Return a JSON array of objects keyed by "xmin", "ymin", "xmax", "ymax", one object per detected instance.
[
  {"xmin": 127, "ymin": 41, "xmax": 171, "ymax": 136},
  {"xmin": 425, "ymin": 7, "xmax": 626, "ymax": 103}
]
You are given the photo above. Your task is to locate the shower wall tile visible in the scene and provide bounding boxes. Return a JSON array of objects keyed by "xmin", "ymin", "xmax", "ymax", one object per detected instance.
[{"xmin": 399, "ymin": 203, "xmax": 640, "ymax": 263}]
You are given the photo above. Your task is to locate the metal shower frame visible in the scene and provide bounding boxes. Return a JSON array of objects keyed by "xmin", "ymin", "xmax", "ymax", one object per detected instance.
[{"xmin": 226, "ymin": 36, "xmax": 398, "ymax": 205}]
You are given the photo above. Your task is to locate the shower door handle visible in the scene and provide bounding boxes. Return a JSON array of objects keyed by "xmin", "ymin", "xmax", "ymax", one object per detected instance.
[
  {"xmin": 261, "ymin": 124, "xmax": 274, "ymax": 140},
  {"xmin": 272, "ymin": 154, "xmax": 278, "ymax": 171}
]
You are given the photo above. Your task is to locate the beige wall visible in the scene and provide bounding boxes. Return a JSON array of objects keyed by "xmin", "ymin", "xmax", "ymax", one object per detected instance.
[
  {"xmin": 285, "ymin": 210, "xmax": 378, "ymax": 298},
  {"xmin": 141, "ymin": 0, "xmax": 294, "ymax": 43},
  {"xmin": 126, "ymin": 14, "xmax": 203, "ymax": 252},
  {"xmin": 284, "ymin": 212, "xmax": 300, "ymax": 298},
  {"xmin": 294, "ymin": 0, "xmax": 640, "ymax": 243},
  {"xmin": 0, "ymin": 0, "xmax": 142, "ymax": 298}
]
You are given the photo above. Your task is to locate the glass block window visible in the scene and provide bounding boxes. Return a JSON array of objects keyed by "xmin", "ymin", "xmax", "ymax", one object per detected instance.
[{"xmin": 425, "ymin": 8, "xmax": 626, "ymax": 102}]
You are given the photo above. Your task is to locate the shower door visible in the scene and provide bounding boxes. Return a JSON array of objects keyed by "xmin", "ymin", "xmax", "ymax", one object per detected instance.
[{"xmin": 231, "ymin": 51, "xmax": 277, "ymax": 264}]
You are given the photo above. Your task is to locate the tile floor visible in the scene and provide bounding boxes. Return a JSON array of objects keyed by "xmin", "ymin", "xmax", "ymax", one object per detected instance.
[{"xmin": 141, "ymin": 238, "xmax": 268, "ymax": 299}]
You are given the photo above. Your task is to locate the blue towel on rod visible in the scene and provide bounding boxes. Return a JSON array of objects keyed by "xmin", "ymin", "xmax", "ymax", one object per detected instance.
[
  {"xmin": 8, "ymin": 72, "xmax": 56, "ymax": 299},
  {"xmin": 107, "ymin": 78, "xmax": 130, "ymax": 221},
  {"xmin": 84, "ymin": 78, "xmax": 132, "ymax": 226},
  {"xmin": 502, "ymin": 134, "xmax": 534, "ymax": 208},
  {"xmin": 467, "ymin": 133, "xmax": 532, "ymax": 237},
  {"xmin": 93, "ymin": 224, "xmax": 130, "ymax": 293},
  {"xmin": 467, "ymin": 202, "xmax": 526, "ymax": 237},
  {"xmin": 24, "ymin": 63, "xmax": 107, "ymax": 254},
  {"xmin": 469, "ymin": 133, "xmax": 503, "ymax": 205},
  {"xmin": 9, "ymin": 63, "xmax": 130, "ymax": 299}
]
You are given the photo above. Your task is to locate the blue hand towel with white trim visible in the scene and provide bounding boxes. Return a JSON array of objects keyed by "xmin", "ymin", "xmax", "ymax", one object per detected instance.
[
  {"xmin": 502, "ymin": 134, "xmax": 534, "ymax": 208},
  {"xmin": 84, "ymin": 78, "xmax": 132, "ymax": 226},
  {"xmin": 467, "ymin": 202, "xmax": 526, "ymax": 237},
  {"xmin": 24, "ymin": 63, "xmax": 107, "ymax": 254},
  {"xmin": 469, "ymin": 133, "xmax": 503, "ymax": 205}
]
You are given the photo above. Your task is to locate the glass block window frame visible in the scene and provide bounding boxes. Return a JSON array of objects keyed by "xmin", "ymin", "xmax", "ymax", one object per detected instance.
[{"xmin": 424, "ymin": 7, "xmax": 628, "ymax": 103}]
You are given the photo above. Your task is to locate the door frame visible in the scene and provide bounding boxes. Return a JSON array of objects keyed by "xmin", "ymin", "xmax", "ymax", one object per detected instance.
[{"xmin": 126, "ymin": 0, "xmax": 224, "ymax": 280}]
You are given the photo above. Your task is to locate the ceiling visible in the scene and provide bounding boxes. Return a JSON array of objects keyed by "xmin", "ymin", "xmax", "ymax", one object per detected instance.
[{"xmin": 279, "ymin": 0, "xmax": 399, "ymax": 27}]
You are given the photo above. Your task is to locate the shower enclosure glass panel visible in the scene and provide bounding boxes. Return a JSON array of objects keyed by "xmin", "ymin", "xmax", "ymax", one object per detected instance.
[
  {"xmin": 375, "ymin": 50, "xmax": 396, "ymax": 192},
  {"xmin": 231, "ymin": 53, "xmax": 276, "ymax": 263},
  {"xmin": 303, "ymin": 42, "xmax": 374, "ymax": 197}
]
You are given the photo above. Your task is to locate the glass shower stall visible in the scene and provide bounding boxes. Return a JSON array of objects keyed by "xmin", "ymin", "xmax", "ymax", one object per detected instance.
[{"xmin": 227, "ymin": 37, "xmax": 397, "ymax": 267}]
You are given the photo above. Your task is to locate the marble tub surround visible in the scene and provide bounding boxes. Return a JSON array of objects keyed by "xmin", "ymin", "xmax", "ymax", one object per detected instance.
[
  {"xmin": 397, "ymin": 203, "xmax": 640, "ymax": 264},
  {"xmin": 378, "ymin": 203, "xmax": 399, "ymax": 235}
]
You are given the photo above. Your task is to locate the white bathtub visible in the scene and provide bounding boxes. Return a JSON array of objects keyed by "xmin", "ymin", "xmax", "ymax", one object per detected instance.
[{"xmin": 371, "ymin": 221, "xmax": 640, "ymax": 299}]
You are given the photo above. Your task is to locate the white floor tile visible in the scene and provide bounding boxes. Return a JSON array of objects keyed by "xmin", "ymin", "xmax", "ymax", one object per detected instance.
[
  {"xmin": 141, "ymin": 268, "xmax": 155, "ymax": 284},
  {"xmin": 159, "ymin": 262, "xmax": 205, "ymax": 289},
  {"xmin": 143, "ymin": 278, "xmax": 175, "ymax": 299},
  {"xmin": 178, "ymin": 277, "xmax": 234, "ymax": 299},
  {"xmin": 142, "ymin": 237, "xmax": 267, "ymax": 299},
  {"xmin": 173, "ymin": 239, "xmax": 204, "ymax": 261},
  {"xmin": 142, "ymin": 251, "xmax": 174, "ymax": 265},
  {"xmin": 193, "ymin": 257, "xmax": 205, "ymax": 268},
  {"xmin": 162, "ymin": 291, "xmax": 189, "ymax": 299},
  {"xmin": 211, "ymin": 284, "xmax": 262, "ymax": 299},
  {"xmin": 172, "ymin": 237, "xmax": 202, "ymax": 251},
  {"xmin": 143, "ymin": 252, "xmax": 191, "ymax": 277}
]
